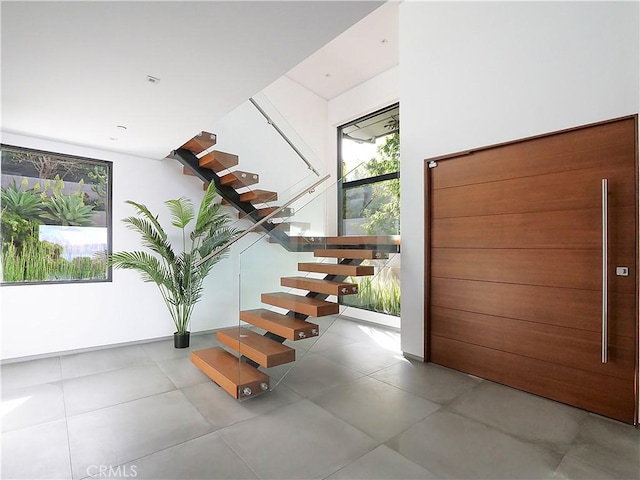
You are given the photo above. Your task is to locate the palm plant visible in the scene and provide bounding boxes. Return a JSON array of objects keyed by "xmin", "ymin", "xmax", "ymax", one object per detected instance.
[{"xmin": 109, "ymin": 183, "xmax": 240, "ymax": 341}]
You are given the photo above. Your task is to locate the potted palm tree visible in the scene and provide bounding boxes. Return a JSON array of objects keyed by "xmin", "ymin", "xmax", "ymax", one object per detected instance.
[{"xmin": 109, "ymin": 183, "xmax": 240, "ymax": 348}]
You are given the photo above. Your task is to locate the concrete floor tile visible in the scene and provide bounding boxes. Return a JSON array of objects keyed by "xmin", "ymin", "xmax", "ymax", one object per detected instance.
[
  {"xmin": 1, "ymin": 419, "xmax": 71, "ymax": 479},
  {"xmin": 308, "ymin": 331, "xmax": 358, "ymax": 353},
  {"xmin": 60, "ymin": 345, "xmax": 151, "ymax": 379},
  {"xmin": 2, "ymin": 382, "xmax": 66, "ymax": 432},
  {"xmin": 67, "ymin": 390, "xmax": 211, "ymax": 479},
  {"xmin": 219, "ymin": 399, "xmax": 379, "ymax": 479},
  {"xmin": 279, "ymin": 353, "xmax": 364, "ymax": 398},
  {"xmin": 117, "ymin": 432, "xmax": 257, "ymax": 479},
  {"xmin": 565, "ymin": 415, "xmax": 640, "ymax": 479},
  {"xmin": 372, "ymin": 360, "xmax": 480, "ymax": 404},
  {"xmin": 553, "ymin": 456, "xmax": 624, "ymax": 479},
  {"xmin": 327, "ymin": 445, "xmax": 436, "ymax": 479},
  {"xmin": 312, "ymin": 376, "xmax": 440, "ymax": 442},
  {"xmin": 63, "ymin": 364, "xmax": 176, "ymax": 416},
  {"xmin": 450, "ymin": 381, "xmax": 587, "ymax": 453},
  {"xmin": 156, "ymin": 355, "xmax": 210, "ymax": 389},
  {"xmin": 182, "ymin": 381, "xmax": 302, "ymax": 428},
  {"xmin": 315, "ymin": 340, "xmax": 406, "ymax": 375},
  {"xmin": 1, "ymin": 357, "xmax": 61, "ymax": 392},
  {"xmin": 387, "ymin": 410, "xmax": 562, "ymax": 479}
]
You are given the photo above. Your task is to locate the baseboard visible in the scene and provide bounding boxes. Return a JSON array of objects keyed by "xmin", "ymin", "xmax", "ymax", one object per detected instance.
[{"xmin": 0, "ymin": 329, "xmax": 219, "ymax": 365}]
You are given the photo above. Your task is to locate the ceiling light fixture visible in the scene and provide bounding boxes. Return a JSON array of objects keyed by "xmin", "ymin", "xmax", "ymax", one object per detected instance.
[
  {"xmin": 109, "ymin": 125, "xmax": 128, "ymax": 141},
  {"xmin": 146, "ymin": 75, "xmax": 161, "ymax": 84}
]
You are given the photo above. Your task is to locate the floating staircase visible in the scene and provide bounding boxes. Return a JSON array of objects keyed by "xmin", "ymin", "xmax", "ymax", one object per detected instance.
[
  {"xmin": 169, "ymin": 131, "xmax": 283, "ymax": 228},
  {"xmin": 169, "ymin": 131, "xmax": 400, "ymax": 399},
  {"xmin": 189, "ymin": 242, "xmax": 398, "ymax": 399}
]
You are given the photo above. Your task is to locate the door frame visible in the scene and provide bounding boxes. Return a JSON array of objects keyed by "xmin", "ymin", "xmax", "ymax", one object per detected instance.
[{"xmin": 423, "ymin": 115, "xmax": 639, "ymax": 426}]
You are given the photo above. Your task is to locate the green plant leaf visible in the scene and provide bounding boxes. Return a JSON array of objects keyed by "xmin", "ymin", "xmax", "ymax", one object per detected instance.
[
  {"xmin": 125, "ymin": 201, "xmax": 168, "ymax": 242},
  {"xmin": 122, "ymin": 216, "xmax": 175, "ymax": 263},
  {"xmin": 109, "ymin": 251, "xmax": 172, "ymax": 288},
  {"xmin": 165, "ymin": 197, "xmax": 194, "ymax": 229},
  {"xmin": 194, "ymin": 182, "xmax": 219, "ymax": 234}
]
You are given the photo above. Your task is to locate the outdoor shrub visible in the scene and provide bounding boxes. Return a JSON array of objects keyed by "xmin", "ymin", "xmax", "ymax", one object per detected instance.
[{"xmin": 42, "ymin": 191, "xmax": 95, "ymax": 226}]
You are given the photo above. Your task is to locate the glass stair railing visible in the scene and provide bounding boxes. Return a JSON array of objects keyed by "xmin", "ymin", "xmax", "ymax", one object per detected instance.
[
  {"xmin": 168, "ymin": 91, "xmax": 325, "ymax": 234},
  {"xmin": 189, "ymin": 163, "xmax": 401, "ymax": 400}
]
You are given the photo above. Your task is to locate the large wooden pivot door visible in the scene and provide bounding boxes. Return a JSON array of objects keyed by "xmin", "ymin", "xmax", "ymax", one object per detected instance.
[{"xmin": 426, "ymin": 116, "xmax": 638, "ymax": 424}]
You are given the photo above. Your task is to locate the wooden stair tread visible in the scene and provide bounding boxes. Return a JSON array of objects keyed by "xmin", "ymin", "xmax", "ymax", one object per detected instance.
[
  {"xmin": 190, "ymin": 347, "xmax": 269, "ymax": 399},
  {"xmin": 325, "ymin": 235, "xmax": 400, "ymax": 246},
  {"xmin": 240, "ymin": 309, "xmax": 319, "ymax": 341},
  {"xmin": 220, "ymin": 171, "xmax": 259, "ymax": 189},
  {"xmin": 240, "ymin": 189, "xmax": 278, "ymax": 204},
  {"xmin": 181, "ymin": 131, "xmax": 217, "ymax": 155},
  {"xmin": 281, "ymin": 276, "xmax": 358, "ymax": 296},
  {"xmin": 298, "ymin": 262, "xmax": 375, "ymax": 277},
  {"xmin": 261, "ymin": 292, "xmax": 339, "ymax": 317},
  {"xmin": 199, "ymin": 150, "xmax": 239, "ymax": 172},
  {"xmin": 217, "ymin": 327, "xmax": 295, "ymax": 368},
  {"xmin": 314, "ymin": 249, "xmax": 389, "ymax": 260}
]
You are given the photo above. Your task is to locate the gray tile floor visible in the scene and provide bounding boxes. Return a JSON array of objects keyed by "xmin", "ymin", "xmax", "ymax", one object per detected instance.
[{"xmin": 2, "ymin": 317, "xmax": 639, "ymax": 480}]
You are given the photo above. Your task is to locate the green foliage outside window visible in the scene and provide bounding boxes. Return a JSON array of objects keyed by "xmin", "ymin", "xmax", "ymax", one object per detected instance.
[
  {"xmin": 361, "ymin": 131, "xmax": 399, "ymax": 235},
  {"xmin": 343, "ymin": 271, "xmax": 401, "ymax": 316},
  {"xmin": 340, "ymin": 111, "xmax": 401, "ymax": 316},
  {"xmin": 1, "ymin": 146, "xmax": 110, "ymax": 283}
]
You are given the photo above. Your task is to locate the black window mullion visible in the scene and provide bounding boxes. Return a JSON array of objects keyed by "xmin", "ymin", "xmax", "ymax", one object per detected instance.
[{"xmin": 342, "ymin": 171, "xmax": 400, "ymax": 190}]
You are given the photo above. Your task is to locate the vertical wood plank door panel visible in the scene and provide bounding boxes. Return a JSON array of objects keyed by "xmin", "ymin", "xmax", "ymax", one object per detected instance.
[{"xmin": 425, "ymin": 116, "xmax": 639, "ymax": 424}]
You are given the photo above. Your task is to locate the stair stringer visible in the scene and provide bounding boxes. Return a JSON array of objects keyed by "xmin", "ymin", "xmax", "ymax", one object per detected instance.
[{"xmin": 173, "ymin": 147, "xmax": 321, "ymax": 254}]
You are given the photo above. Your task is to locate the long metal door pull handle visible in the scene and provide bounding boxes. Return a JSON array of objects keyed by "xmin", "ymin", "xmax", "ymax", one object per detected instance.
[{"xmin": 601, "ymin": 179, "xmax": 608, "ymax": 364}]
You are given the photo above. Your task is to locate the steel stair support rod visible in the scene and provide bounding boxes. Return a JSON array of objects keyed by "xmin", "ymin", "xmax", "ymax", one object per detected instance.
[
  {"xmin": 195, "ymin": 174, "xmax": 330, "ymax": 267},
  {"xmin": 249, "ymin": 97, "xmax": 320, "ymax": 177}
]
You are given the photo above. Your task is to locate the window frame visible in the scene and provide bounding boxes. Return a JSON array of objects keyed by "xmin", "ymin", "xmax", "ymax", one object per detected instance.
[
  {"xmin": 0, "ymin": 143, "xmax": 113, "ymax": 285},
  {"xmin": 337, "ymin": 103, "xmax": 400, "ymax": 236}
]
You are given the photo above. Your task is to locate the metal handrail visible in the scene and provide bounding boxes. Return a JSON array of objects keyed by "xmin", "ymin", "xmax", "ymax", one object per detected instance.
[
  {"xmin": 249, "ymin": 97, "xmax": 320, "ymax": 176},
  {"xmin": 195, "ymin": 174, "xmax": 331, "ymax": 267}
]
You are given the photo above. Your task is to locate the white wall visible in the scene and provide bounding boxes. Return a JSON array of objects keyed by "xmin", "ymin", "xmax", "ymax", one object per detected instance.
[
  {"xmin": 328, "ymin": 66, "xmax": 399, "ymax": 128},
  {"xmin": 0, "ymin": 132, "xmax": 243, "ymax": 360},
  {"xmin": 263, "ymin": 76, "xmax": 329, "ymax": 173},
  {"xmin": 399, "ymin": 1, "xmax": 640, "ymax": 358}
]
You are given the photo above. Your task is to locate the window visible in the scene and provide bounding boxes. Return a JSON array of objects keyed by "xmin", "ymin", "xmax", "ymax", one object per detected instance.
[
  {"xmin": 337, "ymin": 105, "xmax": 400, "ymax": 317},
  {"xmin": 338, "ymin": 104, "xmax": 399, "ymax": 235},
  {"xmin": 1, "ymin": 145, "xmax": 112, "ymax": 284}
]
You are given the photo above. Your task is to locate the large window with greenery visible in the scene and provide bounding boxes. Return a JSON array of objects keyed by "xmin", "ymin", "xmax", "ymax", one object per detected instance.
[
  {"xmin": 1, "ymin": 145, "xmax": 112, "ymax": 284},
  {"xmin": 339, "ymin": 104, "xmax": 399, "ymax": 235},
  {"xmin": 338, "ymin": 104, "xmax": 400, "ymax": 316}
]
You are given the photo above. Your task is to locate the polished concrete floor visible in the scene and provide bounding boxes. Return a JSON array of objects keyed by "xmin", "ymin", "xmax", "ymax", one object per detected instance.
[{"xmin": 1, "ymin": 316, "xmax": 639, "ymax": 480}]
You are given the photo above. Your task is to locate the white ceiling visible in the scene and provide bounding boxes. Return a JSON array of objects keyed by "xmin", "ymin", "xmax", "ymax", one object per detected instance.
[
  {"xmin": 286, "ymin": 1, "xmax": 399, "ymax": 100},
  {"xmin": 0, "ymin": 1, "xmax": 384, "ymax": 159}
]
